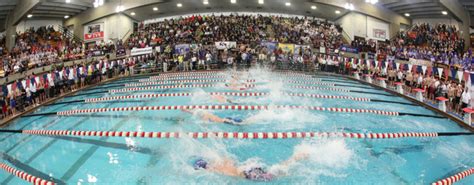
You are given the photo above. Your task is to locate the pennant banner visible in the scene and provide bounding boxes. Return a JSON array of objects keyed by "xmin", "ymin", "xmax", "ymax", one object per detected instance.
[
  {"xmin": 422, "ymin": 66, "xmax": 427, "ymax": 75},
  {"xmin": 437, "ymin": 67, "xmax": 443, "ymax": 78}
]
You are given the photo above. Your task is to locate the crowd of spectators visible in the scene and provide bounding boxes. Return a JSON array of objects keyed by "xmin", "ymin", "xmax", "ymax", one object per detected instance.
[
  {"xmin": 127, "ymin": 14, "xmax": 343, "ymax": 50},
  {"xmin": 0, "ymin": 54, "xmax": 148, "ymax": 119}
]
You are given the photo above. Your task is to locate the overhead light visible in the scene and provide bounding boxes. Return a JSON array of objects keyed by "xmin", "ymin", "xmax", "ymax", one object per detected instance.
[
  {"xmin": 231, "ymin": 0, "xmax": 236, "ymax": 4},
  {"xmin": 258, "ymin": 0, "xmax": 264, "ymax": 5},
  {"xmin": 404, "ymin": 13, "xmax": 410, "ymax": 17},
  {"xmin": 442, "ymin": 11, "xmax": 448, "ymax": 15},
  {"xmin": 335, "ymin": 10, "xmax": 341, "ymax": 14},
  {"xmin": 344, "ymin": 3, "xmax": 354, "ymax": 10},
  {"xmin": 311, "ymin": 5, "xmax": 317, "ymax": 10},
  {"xmin": 203, "ymin": 0, "xmax": 209, "ymax": 5},
  {"xmin": 177, "ymin": 3, "xmax": 182, "ymax": 7},
  {"xmin": 65, "ymin": 0, "xmax": 71, "ymax": 3},
  {"xmin": 131, "ymin": 12, "xmax": 135, "ymax": 16},
  {"xmin": 153, "ymin": 7, "xmax": 158, "ymax": 11},
  {"xmin": 365, "ymin": 0, "xmax": 378, "ymax": 4},
  {"xmin": 115, "ymin": 5, "xmax": 124, "ymax": 13},
  {"xmin": 93, "ymin": 0, "xmax": 104, "ymax": 8},
  {"xmin": 64, "ymin": 15, "xmax": 69, "ymax": 19},
  {"xmin": 285, "ymin": 2, "xmax": 291, "ymax": 6},
  {"xmin": 27, "ymin": 14, "xmax": 33, "ymax": 18}
]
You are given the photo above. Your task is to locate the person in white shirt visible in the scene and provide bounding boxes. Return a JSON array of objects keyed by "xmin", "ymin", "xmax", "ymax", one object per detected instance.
[
  {"xmin": 205, "ymin": 52, "xmax": 212, "ymax": 70},
  {"xmin": 461, "ymin": 88, "xmax": 471, "ymax": 109}
]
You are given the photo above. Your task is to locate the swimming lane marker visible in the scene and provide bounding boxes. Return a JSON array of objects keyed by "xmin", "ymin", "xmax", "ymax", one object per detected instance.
[
  {"xmin": 432, "ymin": 167, "xmax": 474, "ymax": 185},
  {"xmin": 0, "ymin": 163, "xmax": 55, "ymax": 185},
  {"xmin": 56, "ymin": 105, "xmax": 398, "ymax": 116}
]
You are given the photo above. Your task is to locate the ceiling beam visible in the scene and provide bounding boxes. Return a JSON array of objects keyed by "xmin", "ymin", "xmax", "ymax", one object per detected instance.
[
  {"xmin": 45, "ymin": 0, "xmax": 93, "ymax": 7},
  {"xmin": 40, "ymin": 2, "xmax": 88, "ymax": 10},
  {"xmin": 36, "ymin": 6, "xmax": 83, "ymax": 13},
  {"xmin": 390, "ymin": 3, "xmax": 439, "ymax": 11}
]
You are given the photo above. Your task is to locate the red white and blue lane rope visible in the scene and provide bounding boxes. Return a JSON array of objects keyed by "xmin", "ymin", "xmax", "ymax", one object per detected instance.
[
  {"xmin": 20, "ymin": 130, "xmax": 438, "ymax": 139},
  {"xmin": 432, "ymin": 167, "xmax": 474, "ymax": 185},
  {"xmin": 56, "ymin": 105, "xmax": 398, "ymax": 116},
  {"xmin": 0, "ymin": 163, "xmax": 55, "ymax": 185},
  {"xmin": 85, "ymin": 92, "xmax": 370, "ymax": 103}
]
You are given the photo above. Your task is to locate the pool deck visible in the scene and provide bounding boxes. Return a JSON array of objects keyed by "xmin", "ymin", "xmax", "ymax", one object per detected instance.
[
  {"xmin": 0, "ymin": 72, "xmax": 159, "ymax": 128},
  {"xmin": 313, "ymin": 71, "xmax": 474, "ymax": 133}
]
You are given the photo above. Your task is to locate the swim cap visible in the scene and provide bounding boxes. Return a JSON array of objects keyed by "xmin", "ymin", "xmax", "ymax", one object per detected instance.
[
  {"xmin": 225, "ymin": 117, "xmax": 243, "ymax": 125},
  {"xmin": 193, "ymin": 159, "xmax": 208, "ymax": 170},
  {"xmin": 244, "ymin": 167, "xmax": 274, "ymax": 181}
]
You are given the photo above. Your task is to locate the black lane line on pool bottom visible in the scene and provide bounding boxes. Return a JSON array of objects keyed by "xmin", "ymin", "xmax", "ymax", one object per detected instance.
[
  {"xmin": 0, "ymin": 152, "xmax": 66, "ymax": 185},
  {"xmin": 398, "ymin": 113, "xmax": 445, "ymax": 118},
  {"xmin": 59, "ymin": 102, "xmax": 147, "ymax": 182},
  {"xmin": 2, "ymin": 103, "xmax": 115, "ymax": 184},
  {"xmin": 370, "ymin": 99, "xmax": 418, "ymax": 106}
]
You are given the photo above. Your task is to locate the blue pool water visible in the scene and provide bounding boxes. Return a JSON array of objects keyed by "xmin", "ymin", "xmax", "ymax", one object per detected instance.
[{"xmin": 1, "ymin": 68, "xmax": 474, "ymax": 184}]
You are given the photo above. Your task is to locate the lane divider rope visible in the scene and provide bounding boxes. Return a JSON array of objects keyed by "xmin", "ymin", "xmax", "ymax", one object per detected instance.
[
  {"xmin": 128, "ymin": 80, "xmax": 334, "ymax": 87},
  {"xmin": 140, "ymin": 76, "xmax": 323, "ymax": 82},
  {"xmin": 56, "ymin": 105, "xmax": 398, "ymax": 116},
  {"xmin": 126, "ymin": 79, "xmax": 257, "ymax": 87},
  {"xmin": 291, "ymin": 85, "xmax": 351, "ymax": 92},
  {"xmin": 20, "ymin": 130, "xmax": 438, "ymax": 139},
  {"xmin": 432, "ymin": 167, "xmax": 474, "ymax": 185},
  {"xmin": 109, "ymin": 84, "xmax": 256, "ymax": 93},
  {"xmin": 0, "ymin": 163, "xmax": 55, "ymax": 185},
  {"xmin": 85, "ymin": 92, "xmax": 370, "ymax": 103}
]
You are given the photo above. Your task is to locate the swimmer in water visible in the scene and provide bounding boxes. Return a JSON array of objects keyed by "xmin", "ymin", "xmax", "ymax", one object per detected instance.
[
  {"xmin": 192, "ymin": 148, "xmax": 309, "ymax": 181},
  {"xmin": 182, "ymin": 109, "xmax": 244, "ymax": 125},
  {"xmin": 210, "ymin": 94, "xmax": 235, "ymax": 104}
]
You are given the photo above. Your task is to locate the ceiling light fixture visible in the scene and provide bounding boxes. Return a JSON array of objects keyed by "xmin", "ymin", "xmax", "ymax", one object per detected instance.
[
  {"xmin": 258, "ymin": 0, "xmax": 264, "ymax": 5},
  {"xmin": 93, "ymin": 0, "xmax": 104, "ymax": 8},
  {"xmin": 131, "ymin": 12, "xmax": 136, "ymax": 16},
  {"xmin": 27, "ymin": 14, "xmax": 33, "ymax": 18},
  {"xmin": 177, "ymin": 3, "xmax": 182, "ymax": 7},
  {"xmin": 153, "ymin": 7, "xmax": 158, "ymax": 11},
  {"xmin": 231, "ymin": 0, "xmax": 236, "ymax": 4},
  {"xmin": 335, "ymin": 10, "xmax": 341, "ymax": 14},
  {"xmin": 365, "ymin": 0, "xmax": 378, "ymax": 4},
  {"xmin": 116, "ymin": 5, "xmax": 125, "ymax": 12},
  {"xmin": 442, "ymin": 11, "xmax": 447, "ymax": 15},
  {"xmin": 404, "ymin": 13, "xmax": 410, "ymax": 17},
  {"xmin": 203, "ymin": 0, "xmax": 209, "ymax": 5},
  {"xmin": 344, "ymin": 3, "xmax": 354, "ymax": 10},
  {"xmin": 65, "ymin": 0, "xmax": 71, "ymax": 3},
  {"xmin": 64, "ymin": 15, "xmax": 69, "ymax": 19},
  {"xmin": 311, "ymin": 5, "xmax": 317, "ymax": 10},
  {"xmin": 285, "ymin": 2, "xmax": 291, "ymax": 6}
]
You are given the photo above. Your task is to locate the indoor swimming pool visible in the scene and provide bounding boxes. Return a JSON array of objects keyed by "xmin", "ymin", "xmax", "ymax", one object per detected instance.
[{"xmin": 1, "ymin": 69, "xmax": 473, "ymax": 184}]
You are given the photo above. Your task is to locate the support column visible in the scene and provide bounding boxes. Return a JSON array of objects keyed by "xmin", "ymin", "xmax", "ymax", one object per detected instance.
[{"xmin": 4, "ymin": 0, "xmax": 41, "ymax": 50}]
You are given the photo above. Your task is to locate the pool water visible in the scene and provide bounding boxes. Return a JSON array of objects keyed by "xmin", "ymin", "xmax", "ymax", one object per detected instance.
[{"xmin": 1, "ymin": 68, "xmax": 474, "ymax": 184}]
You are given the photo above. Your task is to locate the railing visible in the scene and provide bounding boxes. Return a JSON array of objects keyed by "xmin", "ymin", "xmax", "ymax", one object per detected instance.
[
  {"xmin": 121, "ymin": 29, "xmax": 132, "ymax": 41},
  {"xmin": 58, "ymin": 26, "xmax": 83, "ymax": 44},
  {"xmin": 341, "ymin": 30, "xmax": 352, "ymax": 44}
]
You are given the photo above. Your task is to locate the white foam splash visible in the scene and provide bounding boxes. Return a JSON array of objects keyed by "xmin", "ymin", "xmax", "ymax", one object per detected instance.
[{"xmin": 87, "ymin": 174, "xmax": 98, "ymax": 183}]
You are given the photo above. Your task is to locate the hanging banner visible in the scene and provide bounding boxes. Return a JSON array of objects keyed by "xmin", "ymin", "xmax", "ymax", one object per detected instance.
[
  {"xmin": 175, "ymin": 44, "xmax": 190, "ymax": 54},
  {"xmin": 84, "ymin": 22, "xmax": 104, "ymax": 41},
  {"xmin": 395, "ymin": 63, "xmax": 400, "ymax": 70},
  {"xmin": 260, "ymin": 42, "xmax": 278, "ymax": 53},
  {"xmin": 294, "ymin": 45, "xmax": 311, "ymax": 54},
  {"xmin": 278, "ymin": 43, "xmax": 295, "ymax": 53},
  {"xmin": 457, "ymin": 71, "xmax": 464, "ymax": 83},
  {"xmin": 131, "ymin": 47, "xmax": 153, "ymax": 56},
  {"xmin": 437, "ymin": 67, "xmax": 443, "ymax": 79},
  {"xmin": 422, "ymin": 66, "xmax": 427, "ymax": 75},
  {"xmin": 339, "ymin": 45, "xmax": 359, "ymax": 54},
  {"xmin": 215, "ymin": 41, "xmax": 237, "ymax": 50}
]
